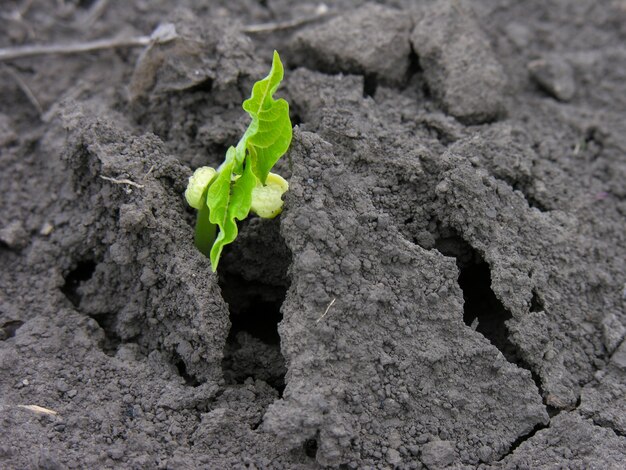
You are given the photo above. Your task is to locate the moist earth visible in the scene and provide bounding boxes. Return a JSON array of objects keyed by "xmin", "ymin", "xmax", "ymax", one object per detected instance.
[{"xmin": 0, "ymin": 1, "xmax": 625, "ymax": 469}]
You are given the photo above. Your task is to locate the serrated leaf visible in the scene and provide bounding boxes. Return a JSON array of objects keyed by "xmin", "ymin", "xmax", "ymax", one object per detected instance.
[
  {"xmin": 239, "ymin": 50, "xmax": 292, "ymax": 184},
  {"xmin": 206, "ymin": 148, "xmax": 256, "ymax": 271}
]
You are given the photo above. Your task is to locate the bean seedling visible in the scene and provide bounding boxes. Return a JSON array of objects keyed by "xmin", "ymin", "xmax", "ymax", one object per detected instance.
[{"xmin": 185, "ymin": 51, "xmax": 292, "ymax": 271}]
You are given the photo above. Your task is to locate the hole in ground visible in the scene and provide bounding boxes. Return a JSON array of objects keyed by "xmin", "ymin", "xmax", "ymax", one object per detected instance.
[
  {"xmin": 187, "ymin": 78, "xmax": 213, "ymax": 94},
  {"xmin": 435, "ymin": 229, "xmax": 556, "ymax": 453},
  {"xmin": 77, "ymin": 0, "xmax": 98, "ymax": 8},
  {"xmin": 61, "ymin": 259, "xmax": 97, "ymax": 307},
  {"xmin": 61, "ymin": 258, "xmax": 128, "ymax": 357},
  {"xmin": 363, "ymin": 74, "xmax": 378, "ymax": 98},
  {"xmin": 174, "ymin": 352, "xmax": 202, "ymax": 387},
  {"xmin": 530, "ymin": 289, "xmax": 544, "ymax": 312},
  {"xmin": 402, "ymin": 48, "xmax": 425, "ymax": 92},
  {"xmin": 90, "ymin": 312, "xmax": 122, "ymax": 357},
  {"xmin": 219, "ymin": 218, "xmax": 291, "ymax": 396},
  {"xmin": 290, "ymin": 111, "xmax": 302, "ymax": 127},
  {"xmin": 434, "ymin": 228, "xmax": 559, "ymax": 456},
  {"xmin": 304, "ymin": 437, "xmax": 319, "ymax": 458},
  {"xmin": 434, "ymin": 231, "xmax": 526, "ymax": 365},
  {"xmin": 0, "ymin": 320, "xmax": 24, "ymax": 340},
  {"xmin": 511, "ymin": 180, "xmax": 550, "ymax": 212}
]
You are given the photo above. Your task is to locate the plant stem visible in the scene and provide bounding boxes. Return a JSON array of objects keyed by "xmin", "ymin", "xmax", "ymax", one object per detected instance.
[{"xmin": 194, "ymin": 194, "xmax": 216, "ymax": 258}]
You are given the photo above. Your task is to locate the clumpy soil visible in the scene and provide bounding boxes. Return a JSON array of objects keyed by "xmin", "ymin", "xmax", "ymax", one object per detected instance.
[{"xmin": 1, "ymin": 0, "xmax": 625, "ymax": 468}]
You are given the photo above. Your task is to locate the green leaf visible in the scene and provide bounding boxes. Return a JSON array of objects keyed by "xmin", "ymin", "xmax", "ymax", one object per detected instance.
[
  {"xmin": 206, "ymin": 148, "xmax": 256, "ymax": 271},
  {"xmin": 239, "ymin": 50, "xmax": 292, "ymax": 184},
  {"xmin": 184, "ymin": 51, "xmax": 292, "ymax": 271}
]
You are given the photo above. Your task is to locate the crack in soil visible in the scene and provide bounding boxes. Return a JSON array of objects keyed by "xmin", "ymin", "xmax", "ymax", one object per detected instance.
[
  {"xmin": 61, "ymin": 258, "xmax": 97, "ymax": 307},
  {"xmin": 433, "ymin": 228, "xmax": 561, "ymax": 454},
  {"xmin": 218, "ymin": 219, "xmax": 291, "ymax": 396}
]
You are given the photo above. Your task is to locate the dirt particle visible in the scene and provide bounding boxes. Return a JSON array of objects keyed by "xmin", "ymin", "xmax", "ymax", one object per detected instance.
[
  {"xmin": 290, "ymin": 3, "xmax": 413, "ymax": 85},
  {"xmin": 0, "ymin": 221, "xmax": 28, "ymax": 250},
  {"xmin": 420, "ymin": 439, "xmax": 455, "ymax": 468},
  {"xmin": 411, "ymin": 0, "xmax": 507, "ymax": 123},
  {"xmin": 528, "ymin": 56, "xmax": 576, "ymax": 102}
]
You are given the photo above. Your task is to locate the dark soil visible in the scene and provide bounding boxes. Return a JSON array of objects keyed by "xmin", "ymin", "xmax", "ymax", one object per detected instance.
[{"xmin": 1, "ymin": 1, "xmax": 625, "ymax": 469}]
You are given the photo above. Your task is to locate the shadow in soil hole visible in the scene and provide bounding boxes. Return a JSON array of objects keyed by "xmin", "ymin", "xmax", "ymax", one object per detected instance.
[
  {"xmin": 175, "ymin": 353, "xmax": 202, "ymax": 387},
  {"xmin": 61, "ymin": 259, "xmax": 96, "ymax": 307},
  {"xmin": 61, "ymin": 258, "xmax": 123, "ymax": 356},
  {"xmin": 218, "ymin": 218, "xmax": 291, "ymax": 396},
  {"xmin": 434, "ymin": 231, "xmax": 541, "ymax": 372},
  {"xmin": 435, "ymin": 230, "xmax": 556, "ymax": 450},
  {"xmin": 0, "ymin": 320, "xmax": 24, "ymax": 340}
]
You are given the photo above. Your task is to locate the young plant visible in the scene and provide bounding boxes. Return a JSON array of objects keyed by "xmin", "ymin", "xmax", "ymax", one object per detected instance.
[{"xmin": 185, "ymin": 51, "xmax": 292, "ymax": 271}]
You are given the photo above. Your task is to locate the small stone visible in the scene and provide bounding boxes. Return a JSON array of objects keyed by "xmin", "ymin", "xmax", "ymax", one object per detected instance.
[
  {"xmin": 386, "ymin": 448, "xmax": 402, "ymax": 465},
  {"xmin": 67, "ymin": 389, "xmax": 78, "ymax": 398},
  {"xmin": 40, "ymin": 223, "xmax": 54, "ymax": 236},
  {"xmin": 601, "ymin": 313, "xmax": 626, "ymax": 354},
  {"xmin": 435, "ymin": 181, "xmax": 449, "ymax": 194},
  {"xmin": 477, "ymin": 445, "xmax": 492, "ymax": 462},
  {"xmin": 119, "ymin": 204, "xmax": 147, "ymax": 232},
  {"xmin": 543, "ymin": 349, "xmax": 556, "ymax": 361},
  {"xmin": 0, "ymin": 221, "xmax": 28, "ymax": 250},
  {"xmin": 56, "ymin": 380, "xmax": 70, "ymax": 393},
  {"xmin": 407, "ymin": 444, "xmax": 420, "ymax": 456},
  {"xmin": 528, "ymin": 56, "xmax": 576, "ymax": 101},
  {"xmin": 140, "ymin": 267, "xmax": 158, "ymax": 287},
  {"xmin": 420, "ymin": 439, "xmax": 456, "ymax": 468},
  {"xmin": 107, "ymin": 447, "xmax": 124, "ymax": 460},
  {"xmin": 505, "ymin": 22, "xmax": 531, "ymax": 49}
]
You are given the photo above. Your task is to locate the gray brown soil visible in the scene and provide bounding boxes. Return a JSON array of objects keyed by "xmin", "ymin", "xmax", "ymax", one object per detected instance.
[{"xmin": 1, "ymin": 1, "xmax": 625, "ymax": 469}]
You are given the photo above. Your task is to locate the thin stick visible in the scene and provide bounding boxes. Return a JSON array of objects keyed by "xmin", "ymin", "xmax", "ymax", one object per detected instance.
[
  {"xmin": 81, "ymin": 0, "xmax": 110, "ymax": 29},
  {"xmin": 0, "ymin": 35, "xmax": 151, "ymax": 62},
  {"xmin": 100, "ymin": 175, "xmax": 144, "ymax": 189},
  {"xmin": 0, "ymin": 5, "xmax": 330, "ymax": 63},
  {"xmin": 316, "ymin": 298, "xmax": 336, "ymax": 323},
  {"xmin": 143, "ymin": 165, "xmax": 155, "ymax": 180},
  {"xmin": 17, "ymin": 404, "xmax": 58, "ymax": 416},
  {"xmin": 20, "ymin": 0, "xmax": 34, "ymax": 17},
  {"xmin": 242, "ymin": 4, "xmax": 330, "ymax": 33},
  {"xmin": 0, "ymin": 0, "xmax": 34, "ymax": 22},
  {"xmin": 1, "ymin": 64, "xmax": 43, "ymax": 115}
]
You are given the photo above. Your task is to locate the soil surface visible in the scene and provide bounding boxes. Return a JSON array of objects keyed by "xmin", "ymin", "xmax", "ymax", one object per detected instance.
[{"xmin": 1, "ymin": 1, "xmax": 625, "ymax": 469}]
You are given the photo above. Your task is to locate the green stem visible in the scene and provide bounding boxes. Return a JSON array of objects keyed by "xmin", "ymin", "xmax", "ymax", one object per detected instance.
[{"xmin": 194, "ymin": 192, "xmax": 216, "ymax": 257}]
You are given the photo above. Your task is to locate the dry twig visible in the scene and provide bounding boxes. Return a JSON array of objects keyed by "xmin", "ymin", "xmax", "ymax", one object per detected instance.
[
  {"xmin": 316, "ymin": 298, "xmax": 336, "ymax": 323},
  {"xmin": 0, "ymin": 35, "xmax": 151, "ymax": 62},
  {"xmin": 0, "ymin": 4, "xmax": 330, "ymax": 63},
  {"xmin": 80, "ymin": 0, "xmax": 110, "ymax": 30},
  {"xmin": 1, "ymin": 64, "xmax": 43, "ymax": 116},
  {"xmin": 100, "ymin": 175, "xmax": 145, "ymax": 189},
  {"xmin": 17, "ymin": 404, "xmax": 58, "ymax": 416},
  {"xmin": 241, "ymin": 4, "xmax": 330, "ymax": 33}
]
